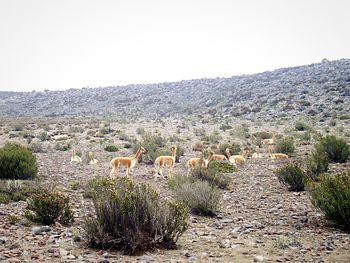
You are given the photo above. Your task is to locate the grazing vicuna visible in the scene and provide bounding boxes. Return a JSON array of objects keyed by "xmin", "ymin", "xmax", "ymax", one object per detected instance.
[
  {"xmin": 208, "ymin": 150, "xmax": 228, "ymax": 161},
  {"xmin": 252, "ymin": 147, "xmax": 262, "ymax": 159},
  {"xmin": 226, "ymin": 148, "xmax": 245, "ymax": 166},
  {"xmin": 261, "ymin": 132, "xmax": 276, "ymax": 146},
  {"xmin": 186, "ymin": 151, "xmax": 214, "ymax": 171},
  {"xmin": 154, "ymin": 145, "xmax": 177, "ymax": 178},
  {"xmin": 110, "ymin": 146, "xmax": 146, "ymax": 178}
]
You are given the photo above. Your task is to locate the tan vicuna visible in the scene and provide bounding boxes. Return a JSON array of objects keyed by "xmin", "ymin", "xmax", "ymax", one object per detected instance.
[
  {"xmin": 154, "ymin": 145, "xmax": 177, "ymax": 178},
  {"xmin": 268, "ymin": 145, "xmax": 288, "ymax": 159},
  {"xmin": 71, "ymin": 149, "xmax": 82, "ymax": 162},
  {"xmin": 226, "ymin": 148, "xmax": 245, "ymax": 166},
  {"xmin": 252, "ymin": 147, "xmax": 262, "ymax": 159},
  {"xmin": 261, "ymin": 132, "xmax": 276, "ymax": 146},
  {"xmin": 186, "ymin": 151, "xmax": 214, "ymax": 171},
  {"xmin": 110, "ymin": 146, "xmax": 146, "ymax": 178},
  {"xmin": 208, "ymin": 150, "xmax": 228, "ymax": 161},
  {"xmin": 88, "ymin": 151, "xmax": 98, "ymax": 164}
]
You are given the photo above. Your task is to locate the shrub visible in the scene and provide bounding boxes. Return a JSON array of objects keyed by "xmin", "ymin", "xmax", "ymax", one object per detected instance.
[
  {"xmin": 25, "ymin": 188, "xmax": 74, "ymax": 225},
  {"xmin": 202, "ymin": 130, "xmax": 221, "ymax": 143},
  {"xmin": 0, "ymin": 180, "xmax": 40, "ymax": 204},
  {"xmin": 0, "ymin": 143, "xmax": 38, "ymax": 180},
  {"xmin": 135, "ymin": 132, "xmax": 167, "ymax": 164},
  {"xmin": 253, "ymin": 131, "xmax": 272, "ymax": 140},
  {"xmin": 30, "ymin": 142, "xmax": 45, "ymax": 153},
  {"xmin": 207, "ymin": 161, "xmax": 238, "ymax": 173},
  {"xmin": 218, "ymin": 143, "xmax": 241, "ymax": 156},
  {"xmin": 219, "ymin": 124, "xmax": 232, "ymax": 132},
  {"xmin": 274, "ymin": 163, "xmax": 306, "ymax": 191},
  {"xmin": 306, "ymin": 144, "xmax": 329, "ymax": 181},
  {"xmin": 104, "ymin": 145, "xmax": 119, "ymax": 152},
  {"xmin": 192, "ymin": 141, "xmax": 205, "ymax": 152},
  {"xmin": 12, "ymin": 122, "xmax": 24, "ymax": 131},
  {"xmin": 37, "ymin": 131, "xmax": 49, "ymax": 141},
  {"xmin": 275, "ymin": 137, "xmax": 295, "ymax": 154},
  {"xmin": 99, "ymin": 126, "xmax": 113, "ymax": 135},
  {"xmin": 69, "ymin": 126, "xmax": 84, "ymax": 133},
  {"xmin": 320, "ymin": 135, "xmax": 349, "ymax": 163},
  {"xmin": 295, "ymin": 121, "xmax": 309, "ymax": 131},
  {"xmin": 136, "ymin": 127, "xmax": 146, "ymax": 135},
  {"xmin": 309, "ymin": 171, "xmax": 350, "ymax": 230},
  {"xmin": 168, "ymin": 175, "xmax": 221, "ymax": 216},
  {"xmin": 191, "ymin": 166, "xmax": 232, "ymax": 189},
  {"xmin": 83, "ymin": 177, "xmax": 188, "ymax": 254},
  {"xmin": 54, "ymin": 142, "xmax": 71, "ymax": 151}
]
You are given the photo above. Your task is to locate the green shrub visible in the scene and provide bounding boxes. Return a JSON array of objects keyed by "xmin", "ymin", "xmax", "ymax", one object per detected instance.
[
  {"xmin": 219, "ymin": 124, "xmax": 232, "ymax": 131},
  {"xmin": 136, "ymin": 127, "xmax": 146, "ymax": 135},
  {"xmin": 191, "ymin": 166, "xmax": 232, "ymax": 189},
  {"xmin": 295, "ymin": 121, "xmax": 309, "ymax": 131},
  {"xmin": 69, "ymin": 126, "xmax": 84, "ymax": 133},
  {"xmin": 30, "ymin": 142, "xmax": 45, "ymax": 153},
  {"xmin": 306, "ymin": 144, "xmax": 329, "ymax": 181},
  {"xmin": 253, "ymin": 131, "xmax": 272, "ymax": 140},
  {"xmin": 104, "ymin": 145, "xmax": 119, "ymax": 152},
  {"xmin": 37, "ymin": 131, "xmax": 49, "ymax": 141},
  {"xmin": 207, "ymin": 161, "xmax": 238, "ymax": 173},
  {"xmin": 320, "ymin": 135, "xmax": 349, "ymax": 163},
  {"xmin": 275, "ymin": 137, "xmax": 295, "ymax": 154},
  {"xmin": 274, "ymin": 163, "xmax": 306, "ymax": 191},
  {"xmin": 168, "ymin": 175, "xmax": 221, "ymax": 216},
  {"xmin": 0, "ymin": 180, "xmax": 40, "ymax": 204},
  {"xmin": 83, "ymin": 177, "xmax": 188, "ymax": 254},
  {"xmin": 12, "ymin": 122, "xmax": 24, "ymax": 131},
  {"xmin": 192, "ymin": 141, "xmax": 205, "ymax": 152},
  {"xmin": 54, "ymin": 142, "xmax": 71, "ymax": 151},
  {"xmin": 25, "ymin": 188, "xmax": 74, "ymax": 225},
  {"xmin": 0, "ymin": 143, "xmax": 38, "ymax": 180},
  {"xmin": 202, "ymin": 130, "xmax": 221, "ymax": 143},
  {"xmin": 309, "ymin": 171, "xmax": 350, "ymax": 230},
  {"xmin": 218, "ymin": 143, "xmax": 241, "ymax": 156},
  {"xmin": 99, "ymin": 126, "xmax": 113, "ymax": 135},
  {"xmin": 135, "ymin": 132, "xmax": 167, "ymax": 164}
]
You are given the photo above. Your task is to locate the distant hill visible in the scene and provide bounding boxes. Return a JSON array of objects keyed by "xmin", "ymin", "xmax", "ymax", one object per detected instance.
[{"xmin": 1, "ymin": 59, "xmax": 349, "ymax": 120}]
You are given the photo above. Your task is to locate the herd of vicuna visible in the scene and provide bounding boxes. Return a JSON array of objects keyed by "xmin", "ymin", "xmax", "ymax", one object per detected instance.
[{"xmin": 70, "ymin": 133, "xmax": 288, "ymax": 178}]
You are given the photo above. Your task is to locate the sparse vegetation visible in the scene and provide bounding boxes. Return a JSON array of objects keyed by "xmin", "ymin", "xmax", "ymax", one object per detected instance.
[
  {"xmin": 83, "ymin": 177, "xmax": 188, "ymax": 254},
  {"xmin": 295, "ymin": 121, "xmax": 309, "ymax": 131},
  {"xmin": 218, "ymin": 143, "xmax": 241, "ymax": 156},
  {"xmin": 207, "ymin": 160, "xmax": 238, "ymax": 173},
  {"xmin": 191, "ymin": 166, "xmax": 232, "ymax": 189},
  {"xmin": 0, "ymin": 143, "xmax": 38, "ymax": 180},
  {"xmin": 0, "ymin": 180, "xmax": 40, "ymax": 204}
]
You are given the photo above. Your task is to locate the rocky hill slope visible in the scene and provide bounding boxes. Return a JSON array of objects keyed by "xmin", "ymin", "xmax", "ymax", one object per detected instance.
[{"xmin": 1, "ymin": 59, "xmax": 349, "ymax": 119}]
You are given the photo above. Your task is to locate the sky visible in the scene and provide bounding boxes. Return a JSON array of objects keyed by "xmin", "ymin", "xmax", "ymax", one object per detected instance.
[{"xmin": 0, "ymin": 0, "xmax": 349, "ymax": 92}]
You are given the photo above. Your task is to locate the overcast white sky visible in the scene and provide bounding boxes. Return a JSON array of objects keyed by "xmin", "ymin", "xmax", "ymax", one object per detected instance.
[{"xmin": 0, "ymin": 0, "xmax": 349, "ymax": 92}]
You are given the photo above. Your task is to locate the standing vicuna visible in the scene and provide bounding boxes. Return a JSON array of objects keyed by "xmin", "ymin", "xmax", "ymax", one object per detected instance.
[
  {"xmin": 154, "ymin": 145, "xmax": 177, "ymax": 178},
  {"xmin": 226, "ymin": 148, "xmax": 246, "ymax": 166},
  {"xmin": 110, "ymin": 146, "xmax": 147, "ymax": 179}
]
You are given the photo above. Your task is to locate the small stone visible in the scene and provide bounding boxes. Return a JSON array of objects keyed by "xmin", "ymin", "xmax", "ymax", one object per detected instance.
[
  {"xmin": 253, "ymin": 255, "xmax": 265, "ymax": 262},
  {"xmin": 139, "ymin": 255, "xmax": 155, "ymax": 262},
  {"xmin": 31, "ymin": 226, "xmax": 51, "ymax": 235},
  {"xmin": 0, "ymin": 236, "xmax": 8, "ymax": 244}
]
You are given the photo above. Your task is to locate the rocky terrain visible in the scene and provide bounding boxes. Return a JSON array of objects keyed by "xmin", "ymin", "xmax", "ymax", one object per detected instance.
[
  {"xmin": 0, "ymin": 59, "xmax": 349, "ymax": 120},
  {"xmin": 0, "ymin": 60, "xmax": 349, "ymax": 262}
]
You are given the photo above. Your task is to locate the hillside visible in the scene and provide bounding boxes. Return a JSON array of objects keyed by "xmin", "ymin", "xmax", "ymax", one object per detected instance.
[{"xmin": 0, "ymin": 59, "xmax": 349, "ymax": 119}]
